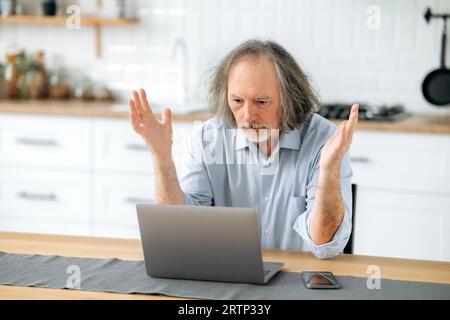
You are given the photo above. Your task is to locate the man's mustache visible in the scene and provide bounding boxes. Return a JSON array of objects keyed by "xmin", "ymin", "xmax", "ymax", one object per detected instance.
[{"xmin": 240, "ymin": 123, "xmax": 269, "ymax": 130}]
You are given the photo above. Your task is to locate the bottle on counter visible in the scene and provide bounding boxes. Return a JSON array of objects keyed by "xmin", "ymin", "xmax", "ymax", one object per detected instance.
[
  {"xmin": 48, "ymin": 54, "xmax": 72, "ymax": 99},
  {"xmin": 74, "ymin": 77, "xmax": 95, "ymax": 101},
  {"xmin": 49, "ymin": 70, "xmax": 71, "ymax": 99},
  {"xmin": 14, "ymin": 50, "xmax": 39, "ymax": 99},
  {"xmin": 4, "ymin": 52, "xmax": 19, "ymax": 99},
  {"xmin": 96, "ymin": 86, "xmax": 114, "ymax": 101},
  {"xmin": 30, "ymin": 50, "xmax": 50, "ymax": 99}
]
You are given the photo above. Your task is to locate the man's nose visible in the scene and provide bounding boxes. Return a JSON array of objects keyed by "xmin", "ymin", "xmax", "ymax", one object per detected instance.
[{"xmin": 242, "ymin": 103, "xmax": 258, "ymax": 123}]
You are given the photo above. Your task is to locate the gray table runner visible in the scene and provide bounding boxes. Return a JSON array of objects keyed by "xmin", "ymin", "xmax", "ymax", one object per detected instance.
[{"xmin": 0, "ymin": 251, "xmax": 449, "ymax": 299}]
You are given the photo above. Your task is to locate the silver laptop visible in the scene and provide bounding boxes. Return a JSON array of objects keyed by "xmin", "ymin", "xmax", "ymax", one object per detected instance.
[{"xmin": 136, "ymin": 204, "xmax": 284, "ymax": 284}]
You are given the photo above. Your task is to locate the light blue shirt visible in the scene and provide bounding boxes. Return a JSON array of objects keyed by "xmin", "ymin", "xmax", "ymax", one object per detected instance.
[{"xmin": 178, "ymin": 114, "xmax": 353, "ymax": 259}]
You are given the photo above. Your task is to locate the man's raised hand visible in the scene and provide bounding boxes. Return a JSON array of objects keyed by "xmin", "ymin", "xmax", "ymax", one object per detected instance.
[
  {"xmin": 320, "ymin": 103, "xmax": 359, "ymax": 172},
  {"xmin": 129, "ymin": 88, "xmax": 173, "ymax": 161}
]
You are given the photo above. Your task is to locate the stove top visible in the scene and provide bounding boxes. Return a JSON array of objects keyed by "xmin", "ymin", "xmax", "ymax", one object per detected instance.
[{"xmin": 316, "ymin": 103, "xmax": 411, "ymax": 121}]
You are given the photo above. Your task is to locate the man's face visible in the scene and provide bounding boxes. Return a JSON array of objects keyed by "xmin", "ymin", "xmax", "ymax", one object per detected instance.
[{"xmin": 227, "ymin": 55, "xmax": 281, "ymax": 143}]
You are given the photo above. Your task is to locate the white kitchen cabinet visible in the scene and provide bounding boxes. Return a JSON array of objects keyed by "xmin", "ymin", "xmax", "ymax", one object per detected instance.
[
  {"xmin": 442, "ymin": 212, "xmax": 450, "ymax": 262},
  {"xmin": 0, "ymin": 114, "xmax": 92, "ymax": 236},
  {"xmin": 351, "ymin": 131, "xmax": 450, "ymax": 193},
  {"xmin": 93, "ymin": 119, "xmax": 153, "ymax": 173},
  {"xmin": 92, "ymin": 172, "xmax": 155, "ymax": 239},
  {"xmin": 353, "ymin": 187, "xmax": 450, "ymax": 261},
  {"xmin": 0, "ymin": 114, "xmax": 91, "ymax": 169},
  {"xmin": 90, "ymin": 120, "xmax": 194, "ymax": 238},
  {"xmin": 0, "ymin": 167, "xmax": 91, "ymax": 236},
  {"xmin": 92, "ymin": 119, "xmax": 195, "ymax": 174},
  {"xmin": 0, "ymin": 112, "xmax": 197, "ymax": 239},
  {"xmin": 351, "ymin": 130, "xmax": 450, "ymax": 262}
]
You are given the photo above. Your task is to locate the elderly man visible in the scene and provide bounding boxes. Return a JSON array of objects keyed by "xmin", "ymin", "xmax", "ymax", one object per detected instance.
[{"xmin": 129, "ymin": 40, "xmax": 358, "ymax": 259}]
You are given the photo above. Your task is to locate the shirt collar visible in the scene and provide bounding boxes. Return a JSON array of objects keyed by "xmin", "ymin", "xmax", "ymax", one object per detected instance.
[
  {"xmin": 234, "ymin": 126, "xmax": 302, "ymax": 151},
  {"xmin": 235, "ymin": 129, "xmax": 248, "ymax": 150},
  {"xmin": 279, "ymin": 127, "xmax": 301, "ymax": 150}
]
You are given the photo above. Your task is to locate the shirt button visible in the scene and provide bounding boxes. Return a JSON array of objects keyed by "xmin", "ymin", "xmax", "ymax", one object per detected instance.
[
  {"xmin": 264, "ymin": 229, "xmax": 270, "ymax": 235},
  {"xmin": 265, "ymin": 196, "xmax": 270, "ymax": 201}
]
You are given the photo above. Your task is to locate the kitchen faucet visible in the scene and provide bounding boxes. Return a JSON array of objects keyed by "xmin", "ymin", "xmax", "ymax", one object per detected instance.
[{"xmin": 169, "ymin": 36, "xmax": 189, "ymax": 105}]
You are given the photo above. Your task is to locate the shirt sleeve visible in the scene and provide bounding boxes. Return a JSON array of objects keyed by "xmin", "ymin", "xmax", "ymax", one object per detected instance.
[
  {"xmin": 178, "ymin": 124, "xmax": 214, "ymax": 206},
  {"xmin": 293, "ymin": 149, "xmax": 353, "ymax": 259}
]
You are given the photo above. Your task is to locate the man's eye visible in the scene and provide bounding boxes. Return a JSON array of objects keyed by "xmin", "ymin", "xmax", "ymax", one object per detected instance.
[
  {"xmin": 233, "ymin": 99, "xmax": 242, "ymax": 103},
  {"xmin": 256, "ymin": 100, "xmax": 268, "ymax": 105}
]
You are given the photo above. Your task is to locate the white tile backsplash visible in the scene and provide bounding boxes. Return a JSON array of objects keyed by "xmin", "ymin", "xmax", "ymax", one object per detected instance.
[{"xmin": 1, "ymin": 0, "xmax": 449, "ymax": 114}]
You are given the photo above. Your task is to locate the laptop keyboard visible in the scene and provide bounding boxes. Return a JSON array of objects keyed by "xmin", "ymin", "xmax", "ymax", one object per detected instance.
[{"xmin": 264, "ymin": 269, "xmax": 271, "ymax": 276}]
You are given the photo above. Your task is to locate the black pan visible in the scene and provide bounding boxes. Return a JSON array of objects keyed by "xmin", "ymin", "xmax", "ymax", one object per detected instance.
[{"xmin": 422, "ymin": 16, "xmax": 450, "ymax": 106}]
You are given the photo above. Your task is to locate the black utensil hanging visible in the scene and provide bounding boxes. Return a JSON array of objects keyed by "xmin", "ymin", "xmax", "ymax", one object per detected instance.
[{"xmin": 422, "ymin": 7, "xmax": 450, "ymax": 106}]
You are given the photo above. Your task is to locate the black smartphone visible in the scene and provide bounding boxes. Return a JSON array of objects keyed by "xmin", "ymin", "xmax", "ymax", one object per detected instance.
[{"xmin": 302, "ymin": 271, "xmax": 341, "ymax": 289}]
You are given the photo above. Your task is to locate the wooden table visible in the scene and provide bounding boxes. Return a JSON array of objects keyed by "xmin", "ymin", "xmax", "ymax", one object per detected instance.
[{"xmin": 0, "ymin": 232, "xmax": 449, "ymax": 300}]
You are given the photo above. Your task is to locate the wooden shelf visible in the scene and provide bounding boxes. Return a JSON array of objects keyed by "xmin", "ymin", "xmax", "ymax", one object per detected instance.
[
  {"xmin": 0, "ymin": 15, "xmax": 139, "ymax": 57},
  {"xmin": 0, "ymin": 15, "xmax": 138, "ymax": 25}
]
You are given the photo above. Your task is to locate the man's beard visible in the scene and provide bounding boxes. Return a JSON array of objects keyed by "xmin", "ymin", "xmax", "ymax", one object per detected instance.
[{"xmin": 239, "ymin": 123, "xmax": 273, "ymax": 144}]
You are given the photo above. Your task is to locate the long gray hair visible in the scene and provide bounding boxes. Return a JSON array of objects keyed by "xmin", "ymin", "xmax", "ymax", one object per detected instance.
[{"xmin": 208, "ymin": 39, "xmax": 319, "ymax": 132}]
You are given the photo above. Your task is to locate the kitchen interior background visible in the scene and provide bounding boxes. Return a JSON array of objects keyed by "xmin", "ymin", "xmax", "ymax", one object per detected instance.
[
  {"xmin": 1, "ymin": 0, "xmax": 450, "ymax": 113},
  {"xmin": 0, "ymin": 0, "xmax": 449, "ymax": 263}
]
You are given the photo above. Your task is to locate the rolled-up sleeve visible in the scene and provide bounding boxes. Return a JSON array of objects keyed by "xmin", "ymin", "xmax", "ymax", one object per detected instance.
[
  {"xmin": 293, "ymin": 150, "xmax": 353, "ymax": 259},
  {"xmin": 178, "ymin": 124, "xmax": 214, "ymax": 206}
]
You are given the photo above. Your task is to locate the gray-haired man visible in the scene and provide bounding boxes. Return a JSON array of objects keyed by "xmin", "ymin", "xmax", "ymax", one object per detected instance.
[{"xmin": 129, "ymin": 40, "xmax": 359, "ymax": 259}]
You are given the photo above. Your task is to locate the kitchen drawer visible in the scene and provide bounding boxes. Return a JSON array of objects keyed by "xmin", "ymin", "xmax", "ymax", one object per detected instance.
[
  {"xmin": 92, "ymin": 119, "xmax": 195, "ymax": 173},
  {"xmin": 353, "ymin": 187, "xmax": 450, "ymax": 261},
  {"xmin": 0, "ymin": 114, "xmax": 91, "ymax": 169},
  {"xmin": 92, "ymin": 172, "xmax": 156, "ymax": 238},
  {"xmin": 0, "ymin": 167, "xmax": 91, "ymax": 235},
  {"xmin": 93, "ymin": 119, "xmax": 153, "ymax": 173},
  {"xmin": 350, "ymin": 131, "xmax": 450, "ymax": 193}
]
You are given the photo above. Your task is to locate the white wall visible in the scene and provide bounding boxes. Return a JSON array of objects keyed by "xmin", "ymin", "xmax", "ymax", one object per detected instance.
[{"xmin": 1, "ymin": 0, "xmax": 450, "ymax": 114}]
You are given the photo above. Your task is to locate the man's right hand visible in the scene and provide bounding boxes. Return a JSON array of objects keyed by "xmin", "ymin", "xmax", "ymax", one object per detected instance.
[{"xmin": 129, "ymin": 88, "xmax": 173, "ymax": 161}]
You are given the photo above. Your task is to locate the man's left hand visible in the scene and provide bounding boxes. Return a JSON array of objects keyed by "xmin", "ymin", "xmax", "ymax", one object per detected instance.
[{"xmin": 320, "ymin": 104, "xmax": 359, "ymax": 172}]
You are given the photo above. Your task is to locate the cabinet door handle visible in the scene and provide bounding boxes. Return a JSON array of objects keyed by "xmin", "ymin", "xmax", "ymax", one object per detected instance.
[
  {"xmin": 350, "ymin": 156, "xmax": 370, "ymax": 163},
  {"xmin": 125, "ymin": 143, "xmax": 148, "ymax": 151},
  {"xmin": 17, "ymin": 191, "xmax": 58, "ymax": 202},
  {"xmin": 16, "ymin": 137, "xmax": 59, "ymax": 147},
  {"xmin": 124, "ymin": 197, "xmax": 154, "ymax": 204}
]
